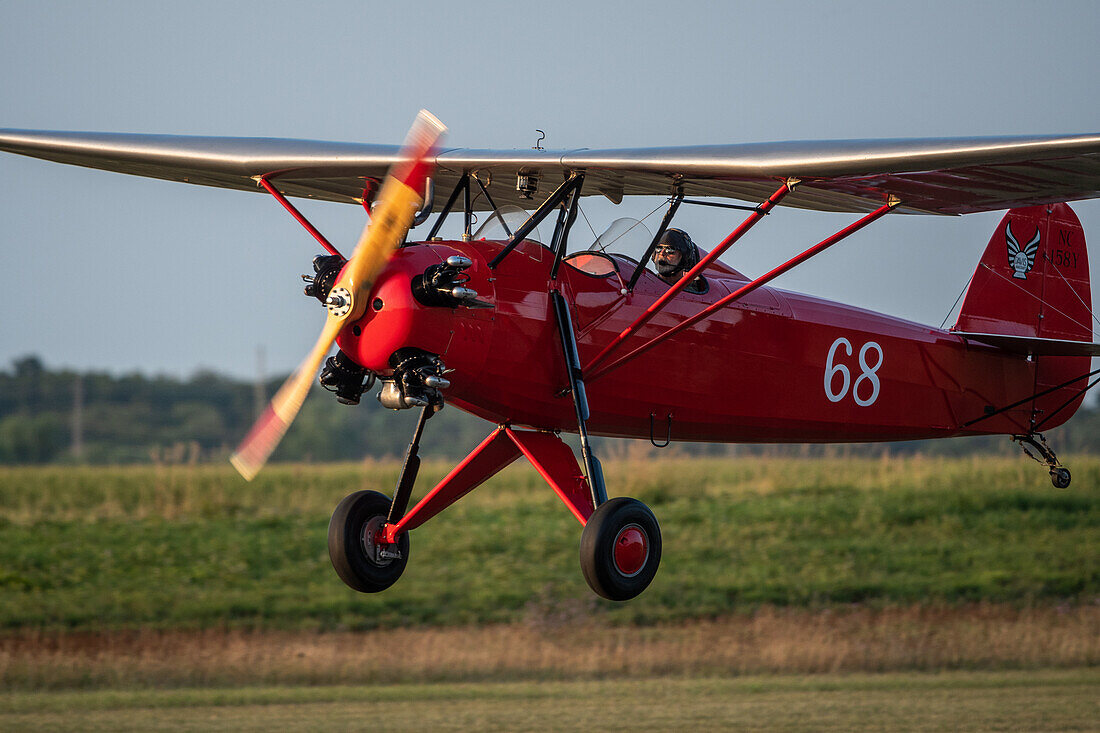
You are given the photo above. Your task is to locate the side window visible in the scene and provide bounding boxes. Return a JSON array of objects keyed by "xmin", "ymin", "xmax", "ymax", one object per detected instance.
[{"xmin": 563, "ymin": 252, "xmax": 618, "ymax": 277}]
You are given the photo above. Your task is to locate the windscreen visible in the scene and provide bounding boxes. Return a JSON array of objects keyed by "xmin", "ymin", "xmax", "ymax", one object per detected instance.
[{"xmin": 586, "ymin": 217, "xmax": 653, "ymax": 264}]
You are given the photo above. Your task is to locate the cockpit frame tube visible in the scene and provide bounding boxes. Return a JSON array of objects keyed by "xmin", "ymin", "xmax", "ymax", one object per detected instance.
[
  {"xmin": 627, "ymin": 190, "xmax": 684, "ymax": 292},
  {"xmin": 488, "ymin": 173, "xmax": 584, "ymax": 270},
  {"xmin": 582, "ymin": 180, "xmax": 796, "ymax": 375},
  {"xmin": 463, "ymin": 173, "xmax": 472, "ymax": 238},
  {"xmin": 426, "ymin": 172, "xmax": 470, "ymax": 241},
  {"xmin": 473, "ymin": 174, "xmax": 510, "ymax": 236},
  {"xmin": 549, "ymin": 175, "xmax": 585, "ymax": 281}
]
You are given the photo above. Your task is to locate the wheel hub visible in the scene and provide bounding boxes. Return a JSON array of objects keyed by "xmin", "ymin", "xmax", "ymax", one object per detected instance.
[
  {"xmin": 613, "ymin": 523, "xmax": 648, "ymax": 577},
  {"xmin": 360, "ymin": 516, "xmax": 393, "ymax": 566}
]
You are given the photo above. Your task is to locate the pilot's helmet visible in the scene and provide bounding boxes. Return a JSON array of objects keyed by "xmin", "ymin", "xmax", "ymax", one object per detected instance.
[{"xmin": 654, "ymin": 228, "xmax": 698, "ymax": 276}]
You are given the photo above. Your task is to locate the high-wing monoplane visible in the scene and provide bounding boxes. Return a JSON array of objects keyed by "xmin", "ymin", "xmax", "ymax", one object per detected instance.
[{"xmin": 3, "ymin": 116, "xmax": 1099, "ymax": 600}]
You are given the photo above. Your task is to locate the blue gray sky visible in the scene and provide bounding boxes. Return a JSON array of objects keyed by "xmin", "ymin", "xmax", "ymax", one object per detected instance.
[{"xmin": 1, "ymin": 0, "xmax": 1098, "ymax": 379}]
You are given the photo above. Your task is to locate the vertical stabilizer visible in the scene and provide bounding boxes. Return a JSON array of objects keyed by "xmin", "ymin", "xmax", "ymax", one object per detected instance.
[
  {"xmin": 954, "ymin": 203, "xmax": 1093, "ymax": 431},
  {"xmin": 955, "ymin": 203, "xmax": 1090, "ymax": 340}
]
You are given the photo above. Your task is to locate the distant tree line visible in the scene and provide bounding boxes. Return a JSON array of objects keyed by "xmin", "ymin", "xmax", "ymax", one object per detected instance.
[
  {"xmin": 0, "ymin": 356, "xmax": 489, "ymax": 465},
  {"xmin": 1, "ymin": 355, "xmax": 1098, "ymax": 465}
]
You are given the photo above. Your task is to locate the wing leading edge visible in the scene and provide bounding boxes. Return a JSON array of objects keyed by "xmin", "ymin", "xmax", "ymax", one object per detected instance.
[{"xmin": 2, "ymin": 129, "xmax": 1099, "ymax": 215}]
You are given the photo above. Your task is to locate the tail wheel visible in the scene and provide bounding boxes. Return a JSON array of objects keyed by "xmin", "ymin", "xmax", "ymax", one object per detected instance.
[
  {"xmin": 1051, "ymin": 467, "xmax": 1072, "ymax": 489},
  {"xmin": 579, "ymin": 497, "xmax": 662, "ymax": 601},
  {"xmin": 328, "ymin": 490, "xmax": 409, "ymax": 593}
]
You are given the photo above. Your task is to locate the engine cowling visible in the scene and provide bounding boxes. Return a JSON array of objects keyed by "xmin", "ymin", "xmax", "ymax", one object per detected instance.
[{"xmin": 334, "ymin": 241, "xmax": 495, "ymax": 382}]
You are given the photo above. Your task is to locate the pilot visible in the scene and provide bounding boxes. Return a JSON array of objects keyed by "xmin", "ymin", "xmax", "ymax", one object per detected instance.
[{"xmin": 652, "ymin": 228, "xmax": 707, "ymax": 293}]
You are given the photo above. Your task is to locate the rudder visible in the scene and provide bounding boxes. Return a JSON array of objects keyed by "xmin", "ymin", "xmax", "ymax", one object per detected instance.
[{"xmin": 955, "ymin": 203, "xmax": 1090, "ymax": 340}]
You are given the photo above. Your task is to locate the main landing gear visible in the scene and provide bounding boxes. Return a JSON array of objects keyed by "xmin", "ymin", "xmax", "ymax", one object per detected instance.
[
  {"xmin": 325, "ymin": 290, "xmax": 663, "ymax": 601},
  {"xmin": 325, "ymin": 418, "xmax": 663, "ymax": 601},
  {"xmin": 1013, "ymin": 433, "xmax": 1072, "ymax": 488}
]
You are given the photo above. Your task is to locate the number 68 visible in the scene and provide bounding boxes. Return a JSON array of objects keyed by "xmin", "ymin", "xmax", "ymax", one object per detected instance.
[{"xmin": 824, "ymin": 338, "xmax": 883, "ymax": 406}]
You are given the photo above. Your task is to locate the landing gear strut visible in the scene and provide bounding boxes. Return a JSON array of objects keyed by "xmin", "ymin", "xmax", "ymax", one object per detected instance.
[
  {"xmin": 1013, "ymin": 433, "xmax": 1071, "ymax": 488},
  {"xmin": 551, "ymin": 289, "xmax": 661, "ymax": 600},
  {"xmin": 328, "ymin": 403, "xmax": 435, "ymax": 594}
]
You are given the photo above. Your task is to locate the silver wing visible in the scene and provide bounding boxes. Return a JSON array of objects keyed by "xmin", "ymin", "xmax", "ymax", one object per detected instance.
[{"xmin": 2, "ymin": 129, "xmax": 1100, "ymax": 215}]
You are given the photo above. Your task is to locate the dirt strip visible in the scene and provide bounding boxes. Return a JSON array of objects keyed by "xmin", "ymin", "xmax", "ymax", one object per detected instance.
[{"xmin": 3, "ymin": 604, "xmax": 1097, "ymax": 689}]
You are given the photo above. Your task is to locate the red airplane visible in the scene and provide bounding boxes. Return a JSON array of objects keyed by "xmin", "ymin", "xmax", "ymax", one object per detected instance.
[{"xmin": 2, "ymin": 114, "xmax": 1099, "ymax": 601}]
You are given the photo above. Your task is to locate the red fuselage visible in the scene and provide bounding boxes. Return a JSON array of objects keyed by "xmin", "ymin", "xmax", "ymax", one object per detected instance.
[{"xmin": 336, "ymin": 238, "xmax": 1071, "ymax": 443}]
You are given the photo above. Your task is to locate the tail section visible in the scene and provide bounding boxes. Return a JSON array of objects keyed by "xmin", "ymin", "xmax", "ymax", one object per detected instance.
[
  {"xmin": 954, "ymin": 203, "xmax": 1093, "ymax": 430},
  {"xmin": 955, "ymin": 203, "xmax": 1091, "ymax": 340}
]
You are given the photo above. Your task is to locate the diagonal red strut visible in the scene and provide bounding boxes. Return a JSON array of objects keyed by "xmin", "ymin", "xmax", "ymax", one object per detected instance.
[
  {"xmin": 586, "ymin": 198, "xmax": 900, "ymax": 385},
  {"xmin": 258, "ymin": 176, "xmax": 344, "ymax": 258},
  {"xmin": 382, "ymin": 427, "xmax": 596, "ymax": 544},
  {"xmin": 581, "ymin": 180, "xmax": 797, "ymax": 375}
]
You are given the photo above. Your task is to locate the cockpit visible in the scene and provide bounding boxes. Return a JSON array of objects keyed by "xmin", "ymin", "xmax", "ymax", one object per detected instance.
[{"xmin": 472, "ymin": 204, "xmax": 745, "ymax": 289}]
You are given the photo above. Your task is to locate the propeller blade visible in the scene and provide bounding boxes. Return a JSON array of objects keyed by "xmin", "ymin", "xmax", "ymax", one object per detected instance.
[
  {"xmin": 230, "ymin": 316, "xmax": 343, "ymax": 480},
  {"xmin": 230, "ymin": 110, "xmax": 446, "ymax": 481}
]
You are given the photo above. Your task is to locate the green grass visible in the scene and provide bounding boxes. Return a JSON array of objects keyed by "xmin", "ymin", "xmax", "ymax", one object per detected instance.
[
  {"xmin": 0, "ymin": 457, "xmax": 1097, "ymax": 630},
  {"xmin": 0, "ymin": 670, "xmax": 1097, "ymax": 732}
]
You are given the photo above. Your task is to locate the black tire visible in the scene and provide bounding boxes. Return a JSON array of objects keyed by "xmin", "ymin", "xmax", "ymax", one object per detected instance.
[
  {"xmin": 328, "ymin": 490, "xmax": 410, "ymax": 593},
  {"xmin": 1051, "ymin": 467, "xmax": 1072, "ymax": 489},
  {"xmin": 579, "ymin": 497, "xmax": 662, "ymax": 601}
]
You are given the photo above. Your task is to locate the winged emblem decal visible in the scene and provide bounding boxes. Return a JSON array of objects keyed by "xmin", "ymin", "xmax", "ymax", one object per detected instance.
[{"xmin": 1005, "ymin": 222, "xmax": 1040, "ymax": 279}]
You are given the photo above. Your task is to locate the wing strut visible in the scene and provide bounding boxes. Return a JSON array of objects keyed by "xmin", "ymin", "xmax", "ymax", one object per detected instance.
[
  {"xmin": 586, "ymin": 196, "xmax": 900, "ymax": 385},
  {"xmin": 582, "ymin": 179, "xmax": 798, "ymax": 376},
  {"xmin": 257, "ymin": 176, "xmax": 344, "ymax": 258}
]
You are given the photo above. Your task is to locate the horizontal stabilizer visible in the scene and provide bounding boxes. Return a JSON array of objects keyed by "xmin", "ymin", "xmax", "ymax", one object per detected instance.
[{"xmin": 955, "ymin": 331, "xmax": 1100, "ymax": 356}]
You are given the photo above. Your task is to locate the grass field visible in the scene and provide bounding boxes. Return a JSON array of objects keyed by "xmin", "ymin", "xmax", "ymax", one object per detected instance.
[
  {"xmin": 1, "ymin": 458, "xmax": 1097, "ymax": 729},
  {"xmin": 1, "ymin": 670, "xmax": 1097, "ymax": 732},
  {"xmin": 1, "ymin": 457, "xmax": 1097, "ymax": 631}
]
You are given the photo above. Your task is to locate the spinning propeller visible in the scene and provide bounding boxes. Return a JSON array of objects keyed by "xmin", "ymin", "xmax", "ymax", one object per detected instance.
[{"xmin": 231, "ymin": 110, "xmax": 447, "ymax": 481}]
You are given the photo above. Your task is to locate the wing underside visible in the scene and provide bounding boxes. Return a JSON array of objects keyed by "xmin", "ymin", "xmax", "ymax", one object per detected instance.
[{"xmin": 2, "ymin": 129, "xmax": 1100, "ymax": 215}]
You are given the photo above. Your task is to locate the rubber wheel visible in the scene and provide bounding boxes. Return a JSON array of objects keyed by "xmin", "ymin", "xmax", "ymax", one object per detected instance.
[
  {"xmin": 328, "ymin": 490, "xmax": 410, "ymax": 593},
  {"xmin": 1051, "ymin": 467, "xmax": 1072, "ymax": 489},
  {"xmin": 580, "ymin": 497, "xmax": 662, "ymax": 601}
]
